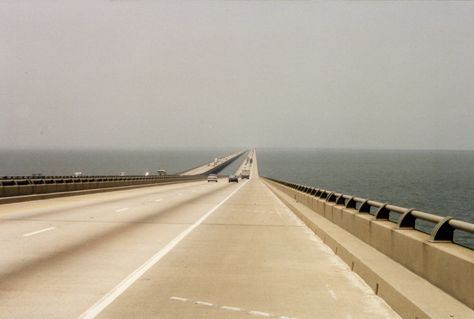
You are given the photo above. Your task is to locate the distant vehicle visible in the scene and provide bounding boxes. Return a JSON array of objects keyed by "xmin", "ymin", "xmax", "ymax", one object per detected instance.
[
  {"xmin": 241, "ymin": 169, "xmax": 250, "ymax": 179},
  {"xmin": 31, "ymin": 173, "xmax": 44, "ymax": 178},
  {"xmin": 157, "ymin": 169, "xmax": 167, "ymax": 176},
  {"xmin": 207, "ymin": 174, "xmax": 218, "ymax": 182},
  {"xmin": 74, "ymin": 172, "xmax": 83, "ymax": 177},
  {"xmin": 228, "ymin": 175, "xmax": 238, "ymax": 183}
]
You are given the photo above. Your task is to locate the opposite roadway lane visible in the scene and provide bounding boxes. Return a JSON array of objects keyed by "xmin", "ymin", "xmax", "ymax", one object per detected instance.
[{"xmin": 0, "ymin": 152, "xmax": 399, "ymax": 318}]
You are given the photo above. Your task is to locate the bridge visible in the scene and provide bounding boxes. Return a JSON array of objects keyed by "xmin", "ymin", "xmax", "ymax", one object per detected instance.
[{"xmin": 0, "ymin": 150, "xmax": 472, "ymax": 318}]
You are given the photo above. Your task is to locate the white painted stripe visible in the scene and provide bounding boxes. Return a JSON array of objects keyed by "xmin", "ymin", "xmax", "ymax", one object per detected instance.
[
  {"xmin": 329, "ymin": 289, "xmax": 337, "ymax": 300},
  {"xmin": 23, "ymin": 227, "xmax": 56, "ymax": 237},
  {"xmin": 154, "ymin": 199, "xmax": 163, "ymax": 202},
  {"xmin": 115, "ymin": 207, "xmax": 129, "ymax": 213},
  {"xmin": 78, "ymin": 180, "xmax": 248, "ymax": 319},
  {"xmin": 170, "ymin": 297, "xmax": 188, "ymax": 302},
  {"xmin": 195, "ymin": 301, "xmax": 213, "ymax": 307},
  {"xmin": 221, "ymin": 306, "xmax": 242, "ymax": 312},
  {"xmin": 249, "ymin": 310, "xmax": 272, "ymax": 317}
]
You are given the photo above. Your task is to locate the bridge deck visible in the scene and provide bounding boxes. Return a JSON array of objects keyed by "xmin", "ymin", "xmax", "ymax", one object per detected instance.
[
  {"xmin": 0, "ymin": 152, "xmax": 399, "ymax": 318},
  {"xmin": 180, "ymin": 151, "xmax": 243, "ymax": 176}
]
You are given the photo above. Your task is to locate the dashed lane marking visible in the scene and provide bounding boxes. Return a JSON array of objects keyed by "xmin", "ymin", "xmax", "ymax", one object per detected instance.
[
  {"xmin": 115, "ymin": 208, "xmax": 129, "ymax": 213},
  {"xmin": 249, "ymin": 310, "xmax": 272, "ymax": 317},
  {"xmin": 221, "ymin": 306, "xmax": 242, "ymax": 312},
  {"xmin": 23, "ymin": 227, "xmax": 56, "ymax": 237},
  {"xmin": 169, "ymin": 297, "xmax": 298, "ymax": 319},
  {"xmin": 78, "ymin": 180, "xmax": 248, "ymax": 319},
  {"xmin": 195, "ymin": 301, "xmax": 214, "ymax": 307},
  {"xmin": 170, "ymin": 297, "xmax": 188, "ymax": 302}
]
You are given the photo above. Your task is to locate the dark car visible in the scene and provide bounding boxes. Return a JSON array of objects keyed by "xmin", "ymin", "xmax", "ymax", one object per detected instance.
[{"xmin": 228, "ymin": 175, "xmax": 239, "ymax": 183}]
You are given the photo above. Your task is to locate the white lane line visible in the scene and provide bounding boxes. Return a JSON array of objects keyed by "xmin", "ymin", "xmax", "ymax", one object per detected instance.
[
  {"xmin": 195, "ymin": 301, "xmax": 213, "ymax": 307},
  {"xmin": 23, "ymin": 227, "xmax": 56, "ymax": 237},
  {"xmin": 249, "ymin": 310, "xmax": 272, "ymax": 317},
  {"xmin": 79, "ymin": 180, "xmax": 248, "ymax": 319},
  {"xmin": 170, "ymin": 297, "xmax": 188, "ymax": 302},
  {"xmin": 115, "ymin": 207, "xmax": 129, "ymax": 213},
  {"xmin": 329, "ymin": 289, "xmax": 337, "ymax": 300},
  {"xmin": 221, "ymin": 306, "xmax": 242, "ymax": 312},
  {"xmin": 154, "ymin": 199, "xmax": 163, "ymax": 202}
]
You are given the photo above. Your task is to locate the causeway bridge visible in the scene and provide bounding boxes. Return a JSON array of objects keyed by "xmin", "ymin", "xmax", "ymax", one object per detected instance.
[{"xmin": 0, "ymin": 150, "xmax": 472, "ymax": 318}]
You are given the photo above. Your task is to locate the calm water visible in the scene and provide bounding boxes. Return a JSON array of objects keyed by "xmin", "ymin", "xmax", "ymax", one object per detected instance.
[
  {"xmin": 1, "ymin": 148, "xmax": 472, "ymax": 247},
  {"xmin": 0, "ymin": 148, "xmax": 241, "ymax": 177},
  {"xmin": 257, "ymin": 148, "xmax": 474, "ymax": 248}
]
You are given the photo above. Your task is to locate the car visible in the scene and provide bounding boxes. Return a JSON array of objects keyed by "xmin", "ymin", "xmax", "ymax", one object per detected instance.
[
  {"xmin": 207, "ymin": 174, "xmax": 218, "ymax": 182},
  {"xmin": 240, "ymin": 169, "xmax": 250, "ymax": 179},
  {"xmin": 228, "ymin": 175, "xmax": 239, "ymax": 183}
]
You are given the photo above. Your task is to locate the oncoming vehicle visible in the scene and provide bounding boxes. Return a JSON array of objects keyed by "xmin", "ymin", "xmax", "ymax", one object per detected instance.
[
  {"xmin": 228, "ymin": 175, "xmax": 238, "ymax": 183},
  {"xmin": 207, "ymin": 174, "xmax": 218, "ymax": 182}
]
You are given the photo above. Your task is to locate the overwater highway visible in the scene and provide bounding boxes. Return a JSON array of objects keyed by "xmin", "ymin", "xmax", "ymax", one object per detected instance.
[{"xmin": 0, "ymin": 152, "xmax": 470, "ymax": 318}]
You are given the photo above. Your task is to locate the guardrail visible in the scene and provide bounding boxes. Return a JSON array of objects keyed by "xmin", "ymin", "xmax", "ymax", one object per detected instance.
[
  {"xmin": 0, "ymin": 175, "xmax": 206, "ymax": 198},
  {"xmin": 264, "ymin": 177, "xmax": 474, "ymax": 246},
  {"xmin": 263, "ymin": 176, "xmax": 474, "ymax": 310}
]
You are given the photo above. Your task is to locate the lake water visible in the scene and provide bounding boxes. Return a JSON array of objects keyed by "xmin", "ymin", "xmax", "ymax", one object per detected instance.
[
  {"xmin": 257, "ymin": 148, "xmax": 474, "ymax": 248},
  {"xmin": 0, "ymin": 148, "xmax": 241, "ymax": 177},
  {"xmin": 0, "ymin": 148, "xmax": 472, "ymax": 247}
]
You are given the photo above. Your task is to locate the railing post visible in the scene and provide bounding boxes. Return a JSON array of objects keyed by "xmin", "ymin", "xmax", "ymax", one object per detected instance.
[
  {"xmin": 335, "ymin": 194, "xmax": 345, "ymax": 205},
  {"xmin": 358, "ymin": 200, "xmax": 371, "ymax": 213},
  {"xmin": 374, "ymin": 203, "xmax": 390, "ymax": 220},
  {"xmin": 431, "ymin": 216, "xmax": 455, "ymax": 242},
  {"xmin": 345, "ymin": 196, "xmax": 356, "ymax": 209},
  {"xmin": 398, "ymin": 208, "xmax": 416, "ymax": 228},
  {"xmin": 326, "ymin": 192, "xmax": 337, "ymax": 202}
]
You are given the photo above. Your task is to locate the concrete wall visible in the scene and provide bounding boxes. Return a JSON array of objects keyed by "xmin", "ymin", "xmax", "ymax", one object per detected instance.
[
  {"xmin": 0, "ymin": 176, "xmax": 205, "ymax": 204},
  {"xmin": 265, "ymin": 178, "xmax": 474, "ymax": 311}
]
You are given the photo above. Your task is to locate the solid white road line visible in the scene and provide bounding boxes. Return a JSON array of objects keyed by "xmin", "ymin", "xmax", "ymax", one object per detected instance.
[
  {"xmin": 23, "ymin": 227, "xmax": 56, "ymax": 237},
  {"xmin": 79, "ymin": 180, "xmax": 248, "ymax": 319},
  {"xmin": 115, "ymin": 208, "xmax": 129, "ymax": 213}
]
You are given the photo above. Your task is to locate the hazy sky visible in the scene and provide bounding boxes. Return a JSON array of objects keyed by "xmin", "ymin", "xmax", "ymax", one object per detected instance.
[{"xmin": 1, "ymin": 1, "xmax": 473, "ymax": 150}]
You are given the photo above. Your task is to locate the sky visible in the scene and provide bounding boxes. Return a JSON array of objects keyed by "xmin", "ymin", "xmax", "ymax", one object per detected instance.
[{"xmin": 1, "ymin": 0, "xmax": 473, "ymax": 150}]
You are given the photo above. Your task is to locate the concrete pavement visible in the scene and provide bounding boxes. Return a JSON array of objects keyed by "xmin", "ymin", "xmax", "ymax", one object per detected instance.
[{"xmin": 0, "ymin": 151, "xmax": 400, "ymax": 318}]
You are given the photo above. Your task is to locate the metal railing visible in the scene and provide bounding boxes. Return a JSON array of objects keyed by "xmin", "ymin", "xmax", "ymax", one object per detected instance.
[
  {"xmin": 0, "ymin": 174, "xmax": 206, "ymax": 198},
  {"xmin": 264, "ymin": 177, "xmax": 474, "ymax": 246}
]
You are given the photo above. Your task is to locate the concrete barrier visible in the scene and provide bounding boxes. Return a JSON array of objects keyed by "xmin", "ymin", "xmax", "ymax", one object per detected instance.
[
  {"xmin": 0, "ymin": 175, "xmax": 207, "ymax": 204},
  {"xmin": 263, "ymin": 177, "xmax": 474, "ymax": 311}
]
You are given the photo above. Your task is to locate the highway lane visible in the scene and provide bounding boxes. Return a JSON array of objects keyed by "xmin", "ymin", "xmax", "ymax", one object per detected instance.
[
  {"xmin": 94, "ymin": 152, "xmax": 399, "ymax": 319},
  {"xmin": 0, "ymin": 151, "xmax": 399, "ymax": 318},
  {"xmin": 0, "ymin": 177, "xmax": 246, "ymax": 318}
]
